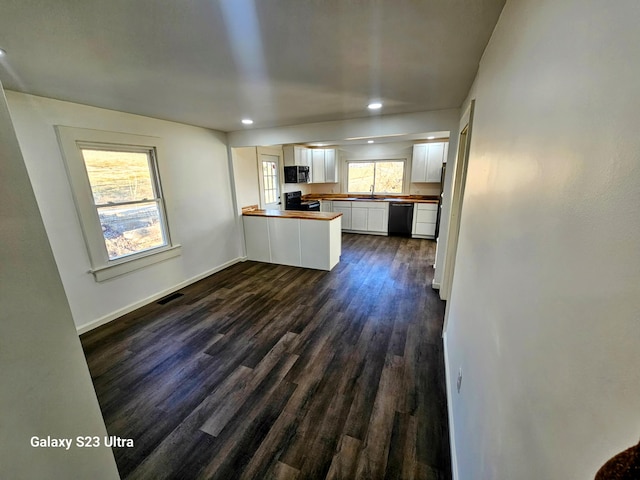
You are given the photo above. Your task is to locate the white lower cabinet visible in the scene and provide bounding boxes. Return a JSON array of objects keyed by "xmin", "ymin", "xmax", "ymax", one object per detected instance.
[
  {"xmin": 332, "ymin": 201, "xmax": 352, "ymax": 230},
  {"xmin": 367, "ymin": 207, "xmax": 387, "ymax": 232},
  {"xmin": 243, "ymin": 216, "xmax": 271, "ymax": 262},
  {"xmin": 300, "ymin": 217, "xmax": 342, "ymax": 270},
  {"xmin": 243, "ymin": 215, "xmax": 341, "ymax": 270},
  {"xmin": 332, "ymin": 201, "xmax": 388, "ymax": 234},
  {"xmin": 412, "ymin": 203, "xmax": 438, "ymax": 238},
  {"xmin": 351, "ymin": 206, "xmax": 368, "ymax": 230},
  {"xmin": 320, "ymin": 200, "xmax": 333, "ymax": 212},
  {"xmin": 268, "ymin": 217, "xmax": 301, "ymax": 267}
]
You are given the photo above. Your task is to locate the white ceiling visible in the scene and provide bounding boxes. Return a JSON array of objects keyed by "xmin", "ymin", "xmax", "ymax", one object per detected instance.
[{"xmin": 0, "ymin": 0, "xmax": 505, "ymax": 133}]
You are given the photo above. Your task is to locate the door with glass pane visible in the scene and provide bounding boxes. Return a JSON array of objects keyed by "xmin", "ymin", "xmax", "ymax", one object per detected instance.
[{"xmin": 259, "ymin": 154, "xmax": 281, "ymax": 209}]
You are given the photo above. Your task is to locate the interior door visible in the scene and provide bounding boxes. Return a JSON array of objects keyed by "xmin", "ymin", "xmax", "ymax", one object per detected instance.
[
  {"xmin": 442, "ymin": 100, "xmax": 475, "ymax": 304},
  {"xmin": 258, "ymin": 154, "xmax": 281, "ymax": 209}
]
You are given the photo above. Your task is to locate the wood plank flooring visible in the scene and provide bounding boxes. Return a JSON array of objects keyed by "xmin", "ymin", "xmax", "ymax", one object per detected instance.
[{"xmin": 81, "ymin": 233, "xmax": 451, "ymax": 479}]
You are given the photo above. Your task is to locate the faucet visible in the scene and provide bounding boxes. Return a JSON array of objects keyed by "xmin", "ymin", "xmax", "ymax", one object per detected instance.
[{"xmin": 370, "ymin": 184, "xmax": 374, "ymax": 198}]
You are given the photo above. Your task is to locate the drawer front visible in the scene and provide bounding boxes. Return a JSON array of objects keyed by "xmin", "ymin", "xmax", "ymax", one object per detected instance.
[
  {"xmin": 415, "ymin": 222, "xmax": 436, "ymax": 236},
  {"xmin": 416, "ymin": 203, "xmax": 438, "ymax": 211},
  {"xmin": 332, "ymin": 201, "xmax": 352, "ymax": 208},
  {"xmin": 356, "ymin": 201, "xmax": 387, "ymax": 209},
  {"xmin": 416, "ymin": 209, "xmax": 438, "ymax": 223}
]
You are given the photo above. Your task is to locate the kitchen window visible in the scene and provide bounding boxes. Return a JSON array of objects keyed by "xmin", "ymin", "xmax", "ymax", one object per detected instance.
[
  {"xmin": 56, "ymin": 127, "xmax": 180, "ymax": 281},
  {"xmin": 347, "ymin": 160, "xmax": 405, "ymax": 194}
]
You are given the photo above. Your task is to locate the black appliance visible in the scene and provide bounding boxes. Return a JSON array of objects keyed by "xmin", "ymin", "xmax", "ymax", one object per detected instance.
[
  {"xmin": 284, "ymin": 191, "xmax": 320, "ymax": 211},
  {"xmin": 284, "ymin": 166, "xmax": 310, "ymax": 183},
  {"xmin": 388, "ymin": 202, "xmax": 414, "ymax": 237}
]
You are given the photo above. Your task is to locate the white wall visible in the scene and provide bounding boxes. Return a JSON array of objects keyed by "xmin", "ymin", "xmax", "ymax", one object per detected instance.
[
  {"xmin": 445, "ymin": 1, "xmax": 640, "ymax": 479},
  {"xmin": 0, "ymin": 85, "xmax": 119, "ymax": 479},
  {"xmin": 6, "ymin": 92, "xmax": 242, "ymax": 332},
  {"xmin": 232, "ymin": 147, "xmax": 261, "ymax": 212}
]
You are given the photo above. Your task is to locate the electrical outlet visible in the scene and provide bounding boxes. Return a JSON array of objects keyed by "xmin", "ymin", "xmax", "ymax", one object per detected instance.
[{"xmin": 457, "ymin": 367, "xmax": 463, "ymax": 393}]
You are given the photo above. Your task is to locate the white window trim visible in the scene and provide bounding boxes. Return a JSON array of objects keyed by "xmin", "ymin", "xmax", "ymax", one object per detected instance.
[
  {"xmin": 56, "ymin": 126, "xmax": 181, "ymax": 282},
  {"xmin": 345, "ymin": 158, "xmax": 408, "ymax": 195}
]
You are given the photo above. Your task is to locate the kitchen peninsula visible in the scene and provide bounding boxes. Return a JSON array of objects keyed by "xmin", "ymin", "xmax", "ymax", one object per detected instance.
[{"xmin": 242, "ymin": 208, "xmax": 342, "ymax": 271}]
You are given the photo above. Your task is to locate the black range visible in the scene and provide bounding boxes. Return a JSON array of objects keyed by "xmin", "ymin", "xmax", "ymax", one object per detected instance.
[{"xmin": 283, "ymin": 191, "xmax": 320, "ymax": 211}]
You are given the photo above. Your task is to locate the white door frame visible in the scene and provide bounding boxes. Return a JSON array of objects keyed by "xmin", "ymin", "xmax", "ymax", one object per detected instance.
[
  {"xmin": 441, "ymin": 99, "xmax": 475, "ymax": 331},
  {"xmin": 257, "ymin": 147, "xmax": 283, "ymax": 210}
]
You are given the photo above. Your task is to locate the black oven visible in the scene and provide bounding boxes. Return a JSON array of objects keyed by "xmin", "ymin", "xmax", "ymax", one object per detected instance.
[
  {"xmin": 284, "ymin": 191, "xmax": 320, "ymax": 211},
  {"xmin": 284, "ymin": 166, "xmax": 310, "ymax": 183}
]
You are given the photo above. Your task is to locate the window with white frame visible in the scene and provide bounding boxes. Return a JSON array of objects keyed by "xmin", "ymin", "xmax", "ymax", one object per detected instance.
[
  {"xmin": 261, "ymin": 160, "xmax": 278, "ymax": 205},
  {"xmin": 56, "ymin": 127, "xmax": 180, "ymax": 281},
  {"xmin": 347, "ymin": 160, "xmax": 405, "ymax": 194}
]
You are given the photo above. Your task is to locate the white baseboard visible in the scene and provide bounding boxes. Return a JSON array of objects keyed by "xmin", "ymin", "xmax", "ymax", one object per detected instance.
[
  {"xmin": 443, "ymin": 333, "xmax": 459, "ymax": 480},
  {"xmin": 432, "ymin": 279, "xmax": 441, "ymax": 290},
  {"xmin": 76, "ymin": 256, "xmax": 244, "ymax": 335},
  {"xmin": 343, "ymin": 229, "xmax": 388, "ymax": 236}
]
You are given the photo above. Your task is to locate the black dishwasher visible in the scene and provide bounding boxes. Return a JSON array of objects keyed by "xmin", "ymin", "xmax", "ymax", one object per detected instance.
[{"xmin": 388, "ymin": 202, "xmax": 414, "ymax": 237}]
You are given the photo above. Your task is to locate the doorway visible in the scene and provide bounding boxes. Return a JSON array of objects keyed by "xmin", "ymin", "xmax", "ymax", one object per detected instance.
[{"xmin": 441, "ymin": 100, "xmax": 475, "ymax": 309}]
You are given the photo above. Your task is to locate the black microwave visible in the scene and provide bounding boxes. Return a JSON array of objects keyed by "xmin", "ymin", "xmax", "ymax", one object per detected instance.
[{"xmin": 284, "ymin": 166, "xmax": 310, "ymax": 183}]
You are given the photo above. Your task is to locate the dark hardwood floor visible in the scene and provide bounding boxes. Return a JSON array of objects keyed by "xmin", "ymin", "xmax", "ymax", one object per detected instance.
[{"xmin": 81, "ymin": 233, "xmax": 451, "ymax": 480}]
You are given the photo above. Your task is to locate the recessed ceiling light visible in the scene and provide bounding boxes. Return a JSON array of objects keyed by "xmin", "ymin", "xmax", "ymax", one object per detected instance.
[
  {"xmin": 0, "ymin": 48, "xmax": 6, "ymax": 57},
  {"xmin": 241, "ymin": 119, "xmax": 253, "ymax": 125},
  {"xmin": 427, "ymin": 136, "xmax": 435, "ymax": 140},
  {"xmin": 367, "ymin": 102, "xmax": 383, "ymax": 110},
  {"xmin": 367, "ymin": 140, "xmax": 374, "ymax": 144}
]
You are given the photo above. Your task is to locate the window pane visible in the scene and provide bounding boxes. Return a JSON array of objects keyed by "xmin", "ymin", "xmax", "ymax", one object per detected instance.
[
  {"xmin": 82, "ymin": 149, "xmax": 155, "ymax": 204},
  {"xmin": 375, "ymin": 161, "xmax": 404, "ymax": 193},
  {"xmin": 97, "ymin": 202, "xmax": 166, "ymax": 260},
  {"xmin": 348, "ymin": 162, "xmax": 375, "ymax": 193},
  {"xmin": 262, "ymin": 160, "xmax": 278, "ymax": 205}
]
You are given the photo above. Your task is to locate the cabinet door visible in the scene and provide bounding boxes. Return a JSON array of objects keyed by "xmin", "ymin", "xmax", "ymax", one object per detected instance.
[
  {"xmin": 333, "ymin": 207, "xmax": 351, "ymax": 230},
  {"xmin": 411, "ymin": 144, "xmax": 428, "ymax": 182},
  {"xmin": 297, "ymin": 146, "xmax": 310, "ymax": 167},
  {"xmin": 320, "ymin": 200, "xmax": 333, "ymax": 212},
  {"xmin": 268, "ymin": 217, "xmax": 301, "ymax": 266},
  {"xmin": 311, "ymin": 149, "xmax": 325, "ymax": 183},
  {"xmin": 367, "ymin": 207, "xmax": 387, "ymax": 232},
  {"xmin": 324, "ymin": 149, "xmax": 337, "ymax": 183},
  {"xmin": 243, "ymin": 216, "xmax": 271, "ymax": 262},
  {"xmin": 426, "ymin": 143, "xmax": 445, "ymax": 182},
  {"xmin": 415, "ymin": 222, "xmax": 436, "ymax": 236},
  {"xmin": 351, "ymin": 207, "xmax": 368, "ymax": 231},
  {"xmin": 416, "ymin": 208, "xmax": 438, "ymax": 223},
  {"xmin": 283, "ymin": 146, "xmax": 295, "ymax": 166}
]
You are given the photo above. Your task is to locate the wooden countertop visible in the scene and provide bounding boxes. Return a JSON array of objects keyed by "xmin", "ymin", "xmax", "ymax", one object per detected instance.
[
  {"xmin": 243, "ymin": 209, "xmax": 343, "ymax": 221},
  {"xmin": 303, "ymin": 194, "xmax": 439, "ymax": 204}
]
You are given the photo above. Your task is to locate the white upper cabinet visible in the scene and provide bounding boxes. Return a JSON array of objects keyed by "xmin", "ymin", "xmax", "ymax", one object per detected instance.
[
  {"xmin": 411, "ymin": 142, "xmax": 447, "ymax": 183},
  {"xmin": 308, "ymin": 148, "xmax": 338, "ymax": 183},
  {"xmin": 411, "ymin": 144, "xmax": 428, "ymax": 182},
  {"xmin": 324, "ymin": 148, "xmax": 338, "ymax": 183},
  {"xmin": 284, "ymin": 145, "xmax": 310, "ymax": 166},
  {"xmin": 311, "ymin": 149, "xmax": 326, "ymax": 183}
]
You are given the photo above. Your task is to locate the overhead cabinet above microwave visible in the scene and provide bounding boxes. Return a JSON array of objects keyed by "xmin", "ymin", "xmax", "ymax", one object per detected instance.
[
  {"xmin": 283, "ymin": 145, "xmax": 310, "ymax": 167},
  {"xmin": 284, "ymin": 145, "xmax": 338, "ymax": 184}
]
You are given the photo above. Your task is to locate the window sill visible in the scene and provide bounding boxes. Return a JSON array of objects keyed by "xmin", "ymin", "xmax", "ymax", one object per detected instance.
[{"xmin": 90, "ymin": 245, "xmax": 182, "ymax": 282}]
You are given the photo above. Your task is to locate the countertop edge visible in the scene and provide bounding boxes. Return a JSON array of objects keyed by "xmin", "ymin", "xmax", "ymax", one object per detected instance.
[
  {"xmin": 243, "ymin": 209, "xmax": 343, "ymax": 221},
  {"xmin": 304, "ymin": 195, "xmax": 439, "ymax": 204}
]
